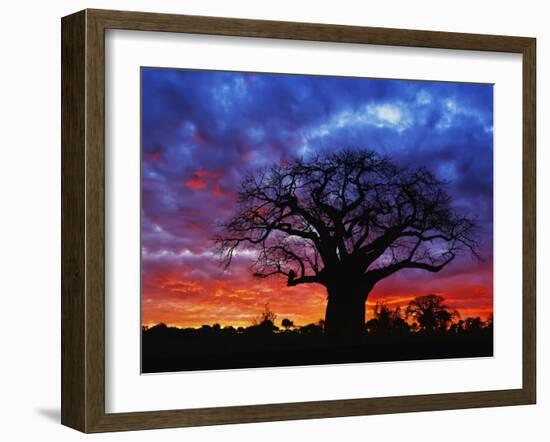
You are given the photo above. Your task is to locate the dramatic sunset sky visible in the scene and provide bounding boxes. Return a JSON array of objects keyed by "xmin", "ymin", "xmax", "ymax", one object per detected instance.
[{"xmin": 141, "ymin": 67, "xmax": 494, "ymax": 329}]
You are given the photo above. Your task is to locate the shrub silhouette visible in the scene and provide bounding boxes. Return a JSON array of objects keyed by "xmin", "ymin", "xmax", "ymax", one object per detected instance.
[
  {"xmin": 281, "ymin": 318, "xmax": 294, "ymax": 330},
  {"xmin": 253, "ymin": 303, "xmax": 277, "ymax": 326},
  {"xmin": 366, "ymin": 303, "xmax": 409, "ymax": 334}
]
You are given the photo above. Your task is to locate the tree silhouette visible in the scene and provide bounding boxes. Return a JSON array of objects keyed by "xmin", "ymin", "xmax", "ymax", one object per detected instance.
[
  {"xmin": 216, "ymin": 149, "xmax": 478, "ymax": 336},
  {"xmin": 253, "ymin": 303, "xmax": 277, "ymax": 326},
  {"xmin": 406, "ymin": 294, "xmax": 459, "ymax": 332},
  {"xmin": 248, "ymin": 304, "xmax": 279, "ymax": 336},
  {"xmin": 464, "ymin": 316, "xmax": 486, "ymax": 332},
  {"xmin": 366, "ymin": 303, "xmax": 409, "ymax": 334},
  {"xmin": 281, "ymin": 318, "xmax": 294, "ymax": 330}
]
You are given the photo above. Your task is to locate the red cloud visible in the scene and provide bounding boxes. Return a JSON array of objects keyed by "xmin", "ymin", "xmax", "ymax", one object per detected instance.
[
  {"xmin": 184, "ymin": 176, "xmax": 207, "ymax": 190},
  {"xmin": 148, "ymin": 151, "xmax": 161, "ymax": 161},
  {"xmin": 212, "ymin": 182, "xmax": 232, "ymax": 198},
  {"xmin": 184, "ymin": 170, "xmax": 225, "ymax": 193}
]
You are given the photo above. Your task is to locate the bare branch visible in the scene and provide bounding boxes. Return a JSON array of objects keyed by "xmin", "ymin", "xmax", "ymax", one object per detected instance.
[{"xmin": 213, "ymin": 149, "xmax": 479, "ymax": 292}]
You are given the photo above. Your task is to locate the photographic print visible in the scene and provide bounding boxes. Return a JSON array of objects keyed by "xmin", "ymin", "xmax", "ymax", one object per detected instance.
[{"xmin": 140, "ymin": 68, "xmax": 494, "ymax": 373}]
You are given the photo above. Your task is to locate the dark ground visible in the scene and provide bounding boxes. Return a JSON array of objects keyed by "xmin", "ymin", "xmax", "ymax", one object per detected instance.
[{"xmin": 142, "ymin": 324, "xmax": 493, "ymax": 373}]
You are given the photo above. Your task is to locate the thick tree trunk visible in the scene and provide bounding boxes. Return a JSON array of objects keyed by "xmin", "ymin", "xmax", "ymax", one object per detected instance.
[{"xmin": 324, "ymin": 285, "xmax": 368, "ymax": 337}]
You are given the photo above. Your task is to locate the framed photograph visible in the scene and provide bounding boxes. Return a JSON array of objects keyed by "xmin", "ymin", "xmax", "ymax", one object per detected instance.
[{"xmin": 61, "ymin": 9, "xmax": 536, "ymax": 433}]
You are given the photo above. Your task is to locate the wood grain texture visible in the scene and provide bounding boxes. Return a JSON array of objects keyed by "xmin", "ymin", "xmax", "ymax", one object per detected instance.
[
  {"xmin": 90, "ymin": 389, "xmax": 532, "ymax": 433},
  {"xmin": 61, "ymin": 10, "xmax": 86, "ymax": 432},
  {"xmin": 84, "ymin": 9, "xmax": 107, "ymax": 433},
  {"xmin": 89, "ymin": 8, "xmax": 532, "ymax": 52},
  {"xmin": 60, "ymin": 8, "xmax": 537, "ymax": 433},
  {"xmin": 522, "ymin": 38, "xmax": 537, "ymax": 403}
]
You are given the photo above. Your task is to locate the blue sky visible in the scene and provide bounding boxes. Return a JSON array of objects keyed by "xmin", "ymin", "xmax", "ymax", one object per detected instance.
[{"xmin": 141, "ymin": 68, "xmax": 494, "ymax": 327}]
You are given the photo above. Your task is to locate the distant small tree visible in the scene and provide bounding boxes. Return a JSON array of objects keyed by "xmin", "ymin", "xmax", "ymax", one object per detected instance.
[
  {"xmin": 223, "ymin": 325, "xmax": 236, "ymax": 334},
  {"xmin": 281, "ymin": 318, "xmax": 294, "ymax": 330},
  {"xmin": 406, "ymin": 294, "xmax": 459, "ymax": 332},
  {"xmin": 366, "ymin": 303, "xmax": 409, "ymax": 334},
  {"xmin": 199, "ymin": 324, "xmax": 213, "ymax": 335},
  {"xmin": 253, "ymin": 303, "xmax": 277, "ymax": 326},
  {"xmin": 151, "ymin": 323, "xmax": 167, "ymax": 331},
  {"xmin": 247, "ymin": 303, "xmax": 279, "ymax": 335},
  {"xmin": 299, "ymin": 323, "xmax": 324, "ymax": 335},
  {"xmin": 464, "ymin": 317, "xmax": 485, "ymax": 332},
  {"xmin": 145, "ymin": 323, "xmax": 173, "ymax": 339},
  {"xmin": 449, "ymin": 319, "xmax": 465, "ymax": 334}
]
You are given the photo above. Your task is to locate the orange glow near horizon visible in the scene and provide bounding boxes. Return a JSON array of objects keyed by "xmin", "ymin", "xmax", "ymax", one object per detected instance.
[{"xmin": 141, "ymin": 262, "xmax": 493, "ymax": 329}]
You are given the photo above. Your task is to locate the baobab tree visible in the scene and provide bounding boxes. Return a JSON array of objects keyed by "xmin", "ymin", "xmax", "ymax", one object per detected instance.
[
  {"xmin": 406, "ymin": 294, "xmax": 460, "ymax": 332},
  {"xmin": 215, "ymin": 149, "xmax": 478, "ymax": 336}
]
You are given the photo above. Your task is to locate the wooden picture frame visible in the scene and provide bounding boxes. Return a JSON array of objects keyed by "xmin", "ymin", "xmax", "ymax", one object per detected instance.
[{"xmin": 61, "ymin": 8, "xmax": 536, "ymax": 433}]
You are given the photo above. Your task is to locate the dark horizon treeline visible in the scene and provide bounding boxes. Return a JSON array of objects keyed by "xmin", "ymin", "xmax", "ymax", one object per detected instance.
[
  {"xmin": 143, "ymin": 294, "xmax": 493, "ymax": 337},
  {"xmin": 142, "ymin": 294, "xmax": 493, "ymax": 373}
]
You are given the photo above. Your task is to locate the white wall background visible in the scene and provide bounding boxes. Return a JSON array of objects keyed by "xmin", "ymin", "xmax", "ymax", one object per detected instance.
[{"xmin": 0, "ymin": 0, "xmax": 546, "ymax": 440}]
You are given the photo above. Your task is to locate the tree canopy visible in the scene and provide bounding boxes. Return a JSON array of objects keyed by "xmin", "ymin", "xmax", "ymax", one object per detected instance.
[
  {"xmin": 406, "ymin": 294, "xmax": 460, "ymax": 332},
  {"xmin": 216, "ymin": 149, "xmax": 479, "ymax": 293}
]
